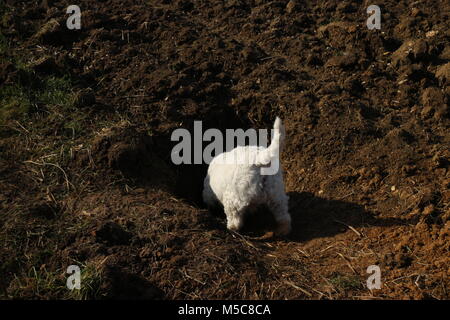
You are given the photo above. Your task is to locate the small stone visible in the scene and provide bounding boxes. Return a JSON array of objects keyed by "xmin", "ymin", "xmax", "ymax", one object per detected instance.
[
  {"xmin": 423, "ymin": 204, "xmax": 435, "ymax": 216},
  {"xmin": 425, "ymin": 30, "xmax": 438, "ymax": 38}
]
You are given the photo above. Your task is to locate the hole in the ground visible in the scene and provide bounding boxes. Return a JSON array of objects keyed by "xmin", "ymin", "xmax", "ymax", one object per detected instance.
[
  {"xmin": 164, "ymin": 110, "xmax": 255, "ymax": 207},
  {"xmin": 241, "ymin": 205, "xmax": 278, "ymax": 235},
  {"xmin": 94, "ymin": 108, "xmax": 277, "ymax": 225}
]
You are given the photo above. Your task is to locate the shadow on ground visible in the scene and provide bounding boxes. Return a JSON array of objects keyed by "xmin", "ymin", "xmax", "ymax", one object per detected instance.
[
  {"xmin": 213, "ymin": 191, "xmax": 410, "ymax": 241},
  {"xmin": 286, "ymin": 191, "xmax": 408, "ymax": 242}
]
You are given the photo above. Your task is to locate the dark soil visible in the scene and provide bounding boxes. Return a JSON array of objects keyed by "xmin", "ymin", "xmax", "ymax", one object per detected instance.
[{"xmin": 0, "ymin": 0, "xmax": 448, "ymax": 299}]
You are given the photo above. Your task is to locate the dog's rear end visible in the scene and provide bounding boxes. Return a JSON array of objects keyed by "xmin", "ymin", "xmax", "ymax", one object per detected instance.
[{"xmin": 203, "ymin": 117, "xmax": 291, "ymax": 235}]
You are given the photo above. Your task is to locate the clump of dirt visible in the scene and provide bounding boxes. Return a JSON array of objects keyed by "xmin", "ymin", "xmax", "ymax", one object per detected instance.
[
  {"xmin": 0, "ymin": 0, "xmax": 449, "ymax": 300},
  {"xmin": 76, "ymin": 124, "xmax": 177, "ymax": 192},
  {"xmin": 95, "ymin": 222, "xmax": 132, "ymax": 246}
]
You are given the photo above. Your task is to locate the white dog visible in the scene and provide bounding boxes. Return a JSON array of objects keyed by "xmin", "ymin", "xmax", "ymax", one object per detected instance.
[{"xmin": 202, "ymin": 117, "xmax": 291, "ymax": 235}]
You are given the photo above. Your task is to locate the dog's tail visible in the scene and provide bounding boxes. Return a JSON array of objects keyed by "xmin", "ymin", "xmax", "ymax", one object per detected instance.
[{"xmin": 256, "ymin": 117, "xmax": 285, "ymax": 166}]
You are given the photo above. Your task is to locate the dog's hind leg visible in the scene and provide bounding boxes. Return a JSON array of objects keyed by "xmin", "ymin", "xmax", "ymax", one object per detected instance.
[
  {"xmin": 222, "ymin": 190, "xmax": 247, "ymax": 231},
  {"xmin": 268, "ymin": 193, "xmax": 291, "ymax": 236}
]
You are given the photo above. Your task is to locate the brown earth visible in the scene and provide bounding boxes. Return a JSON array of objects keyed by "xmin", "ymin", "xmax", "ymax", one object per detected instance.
[{"xmin": 0, "ymin": 0, "xmax": 449, "ymax": 299}]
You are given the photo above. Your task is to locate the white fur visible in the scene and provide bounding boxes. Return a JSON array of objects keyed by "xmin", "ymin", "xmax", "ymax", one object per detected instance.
[{"xmin": 202, "ymin": 117, "xmax": 291, "ymax": 235}]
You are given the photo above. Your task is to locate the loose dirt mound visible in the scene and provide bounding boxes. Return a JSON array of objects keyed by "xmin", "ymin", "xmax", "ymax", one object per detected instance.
[{"xmin": 0, "ymin": 0, "xmax": 448, "ymax": 299}]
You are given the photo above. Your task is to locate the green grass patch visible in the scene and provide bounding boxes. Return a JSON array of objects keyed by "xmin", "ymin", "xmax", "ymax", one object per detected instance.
[
  {"xmin": 7, "ymin": 266, "xmax": 68, "ymax": 299},
  {"xmin": 329, "ymin": 273, "xmax": 362, "ymax": 291},
  {"xmin": 1, "ymin": 23, "xmax": 76, "ymax": 124},
  {"xmin": 6, "ymin": 262, "xmax": 105, "ymax": 300},
  {"xmin": 71, "ymin": 263, "xmax": 105, "ymax": 300},
  {"xmin": 36, "ymin": 76, "xmax": 75, "ymax": 110},
  {"xmin": 0, "ymin": 84, "xmax": 31, "ymax": 122},
  {"xmin": 0, "ymin": 73, "xmax": 76, "ymax": 124}
]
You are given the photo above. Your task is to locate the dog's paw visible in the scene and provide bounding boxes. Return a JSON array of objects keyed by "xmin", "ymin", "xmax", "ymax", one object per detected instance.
[{"xmin": 227, "ymin": 218, "xmax": 243, "ymax": 232}]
